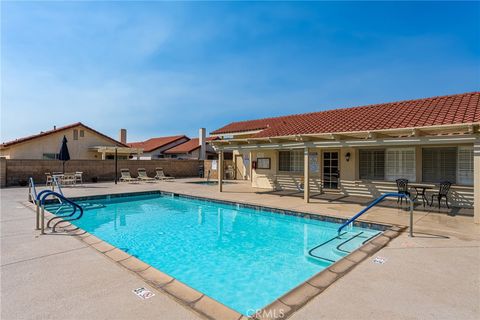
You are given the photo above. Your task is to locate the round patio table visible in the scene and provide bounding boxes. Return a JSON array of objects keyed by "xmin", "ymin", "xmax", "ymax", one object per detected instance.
[{"xmin": 410, "ymin": 184, "xmax": 433, "ymax": 207}]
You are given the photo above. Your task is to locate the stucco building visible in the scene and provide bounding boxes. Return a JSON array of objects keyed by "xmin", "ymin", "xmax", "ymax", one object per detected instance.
[
  {"xmin": 211, "ymin": 92, "xmax": 480, "ymax": 223},
  {"xmin": 0, "ymin": 123, "xmax": 140, "ymax": 160}
]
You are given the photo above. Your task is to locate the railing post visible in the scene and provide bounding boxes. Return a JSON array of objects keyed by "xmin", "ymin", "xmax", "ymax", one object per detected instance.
[
  {"xmin": 40, "ymin": 204, "xmax": 45, "ymax": 235},
  {"xmin": 35, "ymin": 200, "xmax": 40, "ymax": 230},
  {"xmin": 409, "ymin": 197, "xmax": 414, "ymax": 237},
  {"xmin": 28, "ymin": 183, "xmax": 32, "ymax": 202}
]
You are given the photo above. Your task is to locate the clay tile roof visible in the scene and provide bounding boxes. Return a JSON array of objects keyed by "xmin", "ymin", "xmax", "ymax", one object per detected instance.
[
  {"xmin": 211, "ymin": 92, "xmax": 480, "ymax": 138},
  {"xmin": 163, "ymin": 137, "xmax": 218, "ymax": 154},
  {"xmin": 1, "ymin": 122, "xmax": 128, "ymax": 148},
  {"xmin": 128, "ymin": 135, "xmax": 187, "ymax": 152}
]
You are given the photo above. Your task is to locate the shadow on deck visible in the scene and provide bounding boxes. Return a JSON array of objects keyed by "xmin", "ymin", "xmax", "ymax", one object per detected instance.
[{"xmin": 255, "ymin": 189, "xmax": 474, "ymax": 217}]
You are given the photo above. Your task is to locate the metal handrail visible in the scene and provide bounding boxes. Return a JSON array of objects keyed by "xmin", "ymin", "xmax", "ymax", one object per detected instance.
[
  {"xmin": 338, "ymin": 192, "xmax": 414, "ymax": 236},
  {"xmin": 28, "ymin": 177, "xmax": 38, "ymax": 202},
  {"xmin": 38, "ymin": 190, "xmax": 83, "ymax": 233}
]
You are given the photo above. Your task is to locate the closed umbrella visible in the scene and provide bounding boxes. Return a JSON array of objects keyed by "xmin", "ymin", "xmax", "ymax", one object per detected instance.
[{"xmin": 58, "ymin": 135, "xmax": 70, "ymax": 173}]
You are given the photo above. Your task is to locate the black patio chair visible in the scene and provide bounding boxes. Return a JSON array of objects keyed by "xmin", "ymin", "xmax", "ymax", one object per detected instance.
[
  {"xmin": 395, "ymin": 179, "xmax": 411, "ymax": 205},
  {"xmin": 430, "ymin": 181, "xmax": 452, "ymax": 209}
]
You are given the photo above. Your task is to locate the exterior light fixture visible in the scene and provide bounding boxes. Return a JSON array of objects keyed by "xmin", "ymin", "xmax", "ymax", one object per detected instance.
[{"xmin": 345, "ymin": 152, "xmax": 351, "ymax": 162}]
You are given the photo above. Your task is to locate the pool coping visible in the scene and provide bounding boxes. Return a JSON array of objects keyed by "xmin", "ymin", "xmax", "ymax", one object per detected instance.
[{"xmin": 37, "ymin": 190, "xmax": 406, "ymax": 320}]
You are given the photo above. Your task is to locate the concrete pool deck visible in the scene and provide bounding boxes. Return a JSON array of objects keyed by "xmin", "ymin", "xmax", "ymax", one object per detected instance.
[{"xmin": 1, "ymin": 179, "xmax": 479, "ymax": 319}]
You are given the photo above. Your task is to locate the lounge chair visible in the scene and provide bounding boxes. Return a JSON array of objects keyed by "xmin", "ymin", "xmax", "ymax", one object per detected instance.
[
  {"xmin": 137, "ymin": 168, "xmax": 156, "ymax": 182},
  {"xmin": 119, "ymin": 169, "xmax": 138, "ymax": 183},
  {"xmin": 154, "ymin": 168, "xmax": 174, "ymax": 181}
]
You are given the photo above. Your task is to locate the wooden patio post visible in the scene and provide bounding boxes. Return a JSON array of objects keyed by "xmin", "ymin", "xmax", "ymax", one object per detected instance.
[
  {"xmin": 304, "ymin": 147, "xmax": 310, "ymax": 203},
  {"xmin": 249, "ymin": 151, "xmax": 253, "ymax": 182},
  {"xmin": 474, "ymin": 142, "xmax": 480, "ymax": 224},
  {"xmin": 218, "ymin": 150, "xmax": 224, "ymax": 192}
]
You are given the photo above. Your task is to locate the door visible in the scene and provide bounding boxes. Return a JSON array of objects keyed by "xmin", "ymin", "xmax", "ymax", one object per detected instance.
[{"xmin": 323, "ymin": 151, "xmax": 339, "ymax": 189}]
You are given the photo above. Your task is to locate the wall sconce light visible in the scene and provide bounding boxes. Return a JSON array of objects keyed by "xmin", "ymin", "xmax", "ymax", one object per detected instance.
[{"xmin": 345, "ymin": 152, "xmax": 351, "ymax": 162}]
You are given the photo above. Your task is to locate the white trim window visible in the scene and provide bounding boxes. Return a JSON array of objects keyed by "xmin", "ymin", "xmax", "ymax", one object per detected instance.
[
  {"xmin": 457, "ymin": 146, "xmax": 473, "ymax": 186},
  {"xmin": 385, "ymin": 148, "xmax": 416, "ymax": 182},
  {"xmin": 422, "ymin": 147, "xmax": 457, "ymax": 183},
  {"xmin": 278, "ymin": 150, "xmax": 304, "ymax": 172}
]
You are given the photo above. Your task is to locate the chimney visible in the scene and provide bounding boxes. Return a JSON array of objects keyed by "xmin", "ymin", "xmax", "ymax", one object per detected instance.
[
  {"xmin": 53, "ymin": 125, "xmax": 56, "ymax": 130},
  {"xmin": 119, "ymin": 129, "xmax": 127, "ymax": 144},
  {"xmin": 199, "ymin": 128, "xmax": 206, "ymax": 160}
]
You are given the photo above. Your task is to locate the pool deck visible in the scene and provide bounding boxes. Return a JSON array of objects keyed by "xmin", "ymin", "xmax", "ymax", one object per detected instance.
[{"xmin": 1, "ymin": 179, "xmax": 479, "ymax": 319}]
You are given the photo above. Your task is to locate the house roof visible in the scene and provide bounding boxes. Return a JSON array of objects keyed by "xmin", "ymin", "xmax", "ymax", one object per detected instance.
[
  {"xmin": 128, "ymin": 135, "xmax": 187, "ymax": 153},
  {"xmin": 211, "ymin": 92, "xmax": 480, "ymax": 138},
  {"xmin": 163, "ymin": 137, "xmax": 217, "ymax": 154},
  {"xmin": 1, "ymin": 122, "xmax": 129, "ymax": 148}
]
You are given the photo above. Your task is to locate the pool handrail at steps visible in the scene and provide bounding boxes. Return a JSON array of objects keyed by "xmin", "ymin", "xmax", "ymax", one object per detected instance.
[
  {"xmin": 36, "ymin": 190, "xmax": 84, "ymax": 233},
  {"xmin": 28, "ymin": 177, "xmax": 38, "ymax": 202},
  {"xmin": 337, "ymin": 192, "xmax": 413, "ymax": 236}
]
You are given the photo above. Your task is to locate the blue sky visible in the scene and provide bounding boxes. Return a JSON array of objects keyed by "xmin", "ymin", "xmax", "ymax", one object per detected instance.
[{"xmin": 1, "ymin": 1, "xmax": 479, "ymax": 142}]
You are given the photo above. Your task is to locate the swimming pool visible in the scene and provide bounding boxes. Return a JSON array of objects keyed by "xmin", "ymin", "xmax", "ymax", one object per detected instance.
[{"xmin": 47, "ymin": 192, "xmax": 382, "ymax": 315}]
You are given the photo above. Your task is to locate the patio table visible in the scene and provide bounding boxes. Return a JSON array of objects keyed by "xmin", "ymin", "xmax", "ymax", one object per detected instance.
[{"xmin": 410, "ymin": 184, "xmax": 433, "ymax": 207}]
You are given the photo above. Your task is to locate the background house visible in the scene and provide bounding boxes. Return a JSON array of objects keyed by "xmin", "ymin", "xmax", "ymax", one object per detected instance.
[
  {"xmin": 163, "ymin": 137, "xmax": 217, "ymax": 159},
  {"xmin": 0, "ymin": 123, "xmax": 140, "ymax": 160},
  {"xmin": 128, "ymin": 135, "xmax": 189, "ymax": 159}
]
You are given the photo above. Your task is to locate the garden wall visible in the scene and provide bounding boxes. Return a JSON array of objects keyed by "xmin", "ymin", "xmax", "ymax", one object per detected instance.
[{"xmin": 0, "ymin": 159, "xmax": 202, "ymax": 187}]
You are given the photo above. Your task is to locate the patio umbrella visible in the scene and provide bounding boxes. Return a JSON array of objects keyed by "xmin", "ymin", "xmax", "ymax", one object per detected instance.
[{"xmin": 58, "ymin": 135, "xmax": 70, "ymax": 173}]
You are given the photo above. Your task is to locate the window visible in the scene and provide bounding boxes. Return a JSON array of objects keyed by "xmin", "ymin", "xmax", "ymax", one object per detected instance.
[
  {"xmin": 73, "ymin": 129, "xmax": 78, "ymax": 140},
  {"xmin": 278, "ymin": 150, "xmax": 304, "ymax": 172},
  {"xmin": 359, "ymin": 149, "xmax": 384, "ymax": 180},
  {"xmin": 422, "ymin": 147, "xmax": 457, "ymax": 183},
  {"xmin": 385, "ymin": 148, "xmax": 416, "ymax": 182},
  {"xmin": 79, "ymin": 130, "xmax": 85, "ymax": 137},
  {"xmin": 43, "ymin": 153, "xmax": 58, "ymax": 160},
  {"xmin": 457, "ymin": 146, "xmax": 473, "ymax": 185},
  {"xmin": 256, "ymin": 158, "xmax": 271, "ymax": 169}
]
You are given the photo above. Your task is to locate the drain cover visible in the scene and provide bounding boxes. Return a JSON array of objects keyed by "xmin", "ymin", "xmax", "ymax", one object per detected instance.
[
  {"xmin": 373, "ymin": 256, "xmax": 387, "ymax": 264},
  {"xmin": 133, "ymin": 287, "xmax": 155, "ymax": 300}
]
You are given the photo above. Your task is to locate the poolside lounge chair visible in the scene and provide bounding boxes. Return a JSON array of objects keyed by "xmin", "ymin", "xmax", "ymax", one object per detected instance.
[
  {"xmin": 137, "ymin": 168, "xmax": 156, "ymax": 182},
  {"xmin": 154, "ymin": 168, "xmax": 174, "ymax": 181},
  {"xmin": 119, "ymin": 169, "xmax": 138, "ymax": 183}
]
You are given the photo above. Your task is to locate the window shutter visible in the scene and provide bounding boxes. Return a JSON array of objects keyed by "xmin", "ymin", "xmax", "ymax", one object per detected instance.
[
  {"xmin": 457, "ymin": 147, "xmax": 473, "ymax": 185},
  {"xmin": 385, "ymin": 148, "xmax": 416, "ymax": 182},
  {"xmin": 278, "ymin": 150, "xmax": 304, "ymax": 172},
  {"xmin": 359, "ymin": 149, "xmax": 385, "ymax": 180},
  {"xmin": 422, "ymin": 147, "xmax": 456, "ymax": 183}
]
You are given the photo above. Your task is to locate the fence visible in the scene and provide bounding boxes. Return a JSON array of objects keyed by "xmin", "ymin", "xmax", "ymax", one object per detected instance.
[{"xmin": 0, "ymin": 158, "xmax": 202, "ymax": 187}]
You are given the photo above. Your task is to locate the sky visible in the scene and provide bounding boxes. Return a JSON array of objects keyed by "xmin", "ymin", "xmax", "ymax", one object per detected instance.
[{"xmin": 1, "ymin": 1, "xmax": 479, "ymax": 143}]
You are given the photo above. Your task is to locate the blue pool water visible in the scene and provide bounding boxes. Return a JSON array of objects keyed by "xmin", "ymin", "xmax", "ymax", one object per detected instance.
[{"xmin": 47, "ymin": 193, "xmax": 380, "ymax": 315}]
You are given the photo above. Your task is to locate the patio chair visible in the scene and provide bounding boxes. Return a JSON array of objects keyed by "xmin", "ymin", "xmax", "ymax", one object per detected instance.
[
  {"xmin": 395, "ymin": 179, "xmax": 411, "ymax": 205},
  {"xmin": 154, "ymin": 168, "xmax": 174, "ymax": 181},
  {"xmin": 137, "ymin": 168, "xmax": 156, "ymax": 182},
  {"xmin": 119, "ymin": 169, "xmax": 138, "ymax": 183},
  {"xmin": 63, "ymin": 173, "xmax": 76, "ymax": 185},
  {"xmin": 75, "ymin": 172, "xmax": 83, "ymax": 185},
  {"xmin": 45, "ymin": 173, "xmax": 53, "ymax": 186},
  {"xmin": 430, "ymin": 181, "xmax": 452, "ymax": 209}
]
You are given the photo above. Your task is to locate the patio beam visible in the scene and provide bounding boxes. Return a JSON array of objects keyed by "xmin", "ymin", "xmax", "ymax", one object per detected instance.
[{"xmin": 219, "ymin": 134, "xmax": 480, "ymax": 151}]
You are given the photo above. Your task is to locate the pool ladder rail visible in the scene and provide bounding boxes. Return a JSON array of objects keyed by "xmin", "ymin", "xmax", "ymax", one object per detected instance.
[
  {"xmin": 308, "ymin": 231, "xmax": 378, "ymax": 263},
  {"xmin": 30, "ymin": 178, "xmax": 84, "ymax": 234},
  {"xmin": 308, "ymin": 192, "xmax": 414, "ymax": 263},
  {"xmin": 337, "ymin": 192, "xmax": 414, "ymax": 236}
]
